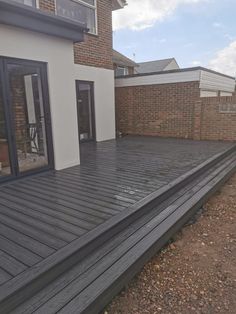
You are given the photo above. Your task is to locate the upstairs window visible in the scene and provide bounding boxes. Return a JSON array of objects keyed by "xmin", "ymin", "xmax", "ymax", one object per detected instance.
[
  {"xmin": 56, "ymin": 0, "xmax": 97, "ymax": 35},
  {"xmin": 13, "ymin": 0, "xmax": 37, "ymax": 7},
  {"xmin": 115, "ymin": 67, "xmax": 129, "ymax": 77}
]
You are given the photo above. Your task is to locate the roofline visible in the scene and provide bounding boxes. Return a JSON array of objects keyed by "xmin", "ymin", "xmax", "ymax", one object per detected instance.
[
  {"xmin": 113, "ymin": 49, "xmax": 139, "ymax": 67},
  {"xmin": 116, "ymin": 66, "xmax": 235, "ymax": 80},
  {"xmin": 137, "ymin": 57, "xmax": 177, "ymax": 66}
]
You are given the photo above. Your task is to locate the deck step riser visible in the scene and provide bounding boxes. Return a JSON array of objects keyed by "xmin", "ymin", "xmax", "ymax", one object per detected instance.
[{"xmin": 81, "ymin": 160, "xmax": 236, "ymax": 314}]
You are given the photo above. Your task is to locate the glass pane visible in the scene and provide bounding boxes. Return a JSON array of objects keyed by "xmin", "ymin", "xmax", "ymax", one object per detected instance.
[
  {"xmin": 12, "ymin": 0, "xmax": 36, "ymax": 7},
  {"xmin": 78, "ymin": 83, "xmax": 94, "ymax": 141},
  {"xmin": 57, "ymin": 0, "xmax": 96, "ymax": 34},
  {"xmin": 7, "ymin": 63, "xmax": 49, "ymax": 173},
  {"xmin": 0, "ymin": 78, "xmax": 11, "ymax": 177},
  {"xmin": 115, "ymin": 67, "xmax": 127, "ymax": 77},
  {"xmin": 81, "ymin": 0, "xmax": 95, "ymax": 6}
]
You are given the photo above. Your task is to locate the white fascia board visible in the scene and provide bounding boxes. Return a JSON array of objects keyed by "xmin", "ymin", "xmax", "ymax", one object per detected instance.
[
  {"xmin": 115, "ymin": 70, "xmax": 201, "ymax": 87},
  {"xmin": 199, "ymin": 70, "xmax": 236, "ymax": 93}
]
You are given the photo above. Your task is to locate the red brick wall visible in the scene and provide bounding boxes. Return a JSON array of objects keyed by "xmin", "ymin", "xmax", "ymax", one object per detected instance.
[
  {"xmin": 74, "ymin": 0, "xmax": 113, "ymax": 69},
  {"xmin": 115, "ymin": 82, "xmax": 200, "ymax": 139},
  {"xmin": 9, "ymin": 75, "xmax": 28, "ymax": 149},
  {"xmin": 38, "ymin": 0, "xmax": 113, "ymax": 69},
  {"xmin": 116, "ymin": 82, "xmax": 236, "ymax": 141},
  {"xmin": 194, "ymin": 96, "xmax": 236, "ymax": 141},
  {"xmin": 39, "ymin": 0, "xmax": 55, "ymax": 13}
]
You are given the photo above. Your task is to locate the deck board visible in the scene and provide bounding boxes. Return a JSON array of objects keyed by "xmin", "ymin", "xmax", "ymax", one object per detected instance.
[
  {"xmin": 0, "ymin": 136, "xmax": 232, "ymax": 290},
  {"xmin": 0, "ymin": 250, "xmax": 27, "ymax": 277}
]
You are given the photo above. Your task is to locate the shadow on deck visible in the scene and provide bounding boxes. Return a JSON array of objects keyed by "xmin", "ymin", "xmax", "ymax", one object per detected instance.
[{"xmin": 0, "ymin": 136, "xmax": 235, "ymax": 313}]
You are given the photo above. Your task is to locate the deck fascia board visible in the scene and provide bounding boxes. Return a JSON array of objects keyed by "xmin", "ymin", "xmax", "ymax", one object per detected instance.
[{"xmin": 74, "ymin": 157, "xmax": 236, "ymax": 314}]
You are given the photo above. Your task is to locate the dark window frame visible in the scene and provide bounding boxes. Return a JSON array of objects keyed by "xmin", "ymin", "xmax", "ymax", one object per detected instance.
[
  {"xmin": 12, "ymin": 0, "xmax": 37, "ymax": 8},
  {"xmin": 55, "ymin": 0, "xmax": 98, "ymax": 35},
  {"xmin": 76, "ymin": 80, "xmax": 96, "ymax": 143},
  {"xmin": 0, "ymin": 56, "xmax": 54, "ymax": 184}
]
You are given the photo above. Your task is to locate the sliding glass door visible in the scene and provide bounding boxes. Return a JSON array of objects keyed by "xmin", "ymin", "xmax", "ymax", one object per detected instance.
[{"xmin": 0, "ymin": 57, "xmax": 53, "ymax": 181}]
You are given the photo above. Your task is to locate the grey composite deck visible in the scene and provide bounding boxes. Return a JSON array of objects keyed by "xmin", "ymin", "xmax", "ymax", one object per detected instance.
[{"xmin": 0, "ymin": 136, "xmax": 233, "ymax": 287}]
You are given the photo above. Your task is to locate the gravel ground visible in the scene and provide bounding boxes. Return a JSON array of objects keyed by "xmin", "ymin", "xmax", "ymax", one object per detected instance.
[{"xmin": 105, "ymin": 174, "xmax": 236, "ymax": 314}]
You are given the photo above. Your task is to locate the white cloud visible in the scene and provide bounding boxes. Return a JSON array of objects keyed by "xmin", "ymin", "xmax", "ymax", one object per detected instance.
[
  {"xmin": 113, "ymin": 0, "xmax": 207, "ymax": 31},
  {"xmin": 209, "ymin": 41, "xmax": 236, "ymax": 76}
]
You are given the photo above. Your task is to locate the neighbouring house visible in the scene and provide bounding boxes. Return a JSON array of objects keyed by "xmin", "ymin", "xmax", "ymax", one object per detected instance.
[
  {"xmin": 0, "ymin": 0, "xmax": 126, "ymax": 182},
  {"xmin": 113, "ymin": 49, "xmax": 138, "ymax": 77},
  {"xmin": 115, "ymin": 67, "xmax": 236, "ymax": 141},
  {"xmin": 135, "ymin": 58, "xmax": 180, "ymax": 74}
]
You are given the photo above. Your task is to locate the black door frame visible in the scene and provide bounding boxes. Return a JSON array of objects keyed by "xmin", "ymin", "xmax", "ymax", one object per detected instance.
[
  {"xmin": 76, "ymin": 80, "xmax": 96, "ymax": 143},
  {"xmin": 0, "ymin": 56, "xmax": 54, "ymax": 183}
]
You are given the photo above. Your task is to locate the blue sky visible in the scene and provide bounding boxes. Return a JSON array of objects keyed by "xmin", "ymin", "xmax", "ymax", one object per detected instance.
[{"xmin": 112, "ymin": 0, "xmax": 236, "ymax": 75}]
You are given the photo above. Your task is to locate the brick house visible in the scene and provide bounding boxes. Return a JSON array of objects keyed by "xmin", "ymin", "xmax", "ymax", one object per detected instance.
[
  {"xmin": 135, "ymin": 58, "xmax": 180, "ymax": 74},
  {"xmin": 0, "ymin": 0, "xmax": 126, "ymax": 181},
  {"xmin": 113, "ymin": 49, "xmax": 138, "ymax": 77}
]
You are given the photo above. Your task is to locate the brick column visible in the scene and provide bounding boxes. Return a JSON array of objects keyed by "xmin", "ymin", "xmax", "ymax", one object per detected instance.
[{"xmin": 193, "ymin": 100, "xmax": 202, "ymax": 140}]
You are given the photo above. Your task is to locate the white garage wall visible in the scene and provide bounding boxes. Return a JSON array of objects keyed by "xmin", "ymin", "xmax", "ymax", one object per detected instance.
[
  {"xmin": 74, "ymin": 64, "xmax": 116, "ymax": 142},
  {"xmin": 0, "ymin": 25, "xmax": 80, "ymax": 170}
]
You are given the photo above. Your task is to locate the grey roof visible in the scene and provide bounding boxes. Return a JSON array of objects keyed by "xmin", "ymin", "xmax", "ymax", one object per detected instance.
[
  {"xmin": 136, "ymin": 58, "xmax": 179, "ymax": 74},
  {"xmin": 113, "ymin": 50, "xmax": 138, "ymax": 68}
]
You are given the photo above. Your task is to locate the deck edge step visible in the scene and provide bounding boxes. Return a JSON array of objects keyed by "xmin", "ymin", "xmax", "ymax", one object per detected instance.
[{"xmin": 79, "ymin": 158, "xmax": 236, "ymax": 314}]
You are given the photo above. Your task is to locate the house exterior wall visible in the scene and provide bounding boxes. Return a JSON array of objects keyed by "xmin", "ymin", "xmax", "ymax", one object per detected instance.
[
  {"xmin": 74, "ymin": 64, "xmax": 116, "ymax": 141},
  {"xmin": 194, "ymin": 96, "xmax": 236, "ymax": 141},
  {"xmin": 38, "ymin": 0, "xmax": 113, "ymax": 70},
  {"xmin": 74, "ymin": 0, "xmax": 113, "ymax": 69},
  {"xmin": 115, "ymin": 82, "xmax": 200, "ymax": 139},
  {"xmin": 0, "ymin": 25, "xmax": 80, "ymax": 170},
  {"xmin": 39, "ymin": 0, "xmax": 55, "ymax": 12}
]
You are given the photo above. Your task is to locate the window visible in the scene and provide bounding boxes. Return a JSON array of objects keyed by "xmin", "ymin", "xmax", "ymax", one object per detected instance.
[
  {"xmin": 13, "ymin": 0, "xmax": 37, "ymax": 7},
  {"xmin": 219, "ymin": 103, "xmax": 236, "ymax": 113},
  {"xmin": 115, "ymin": 67, "xmax": 129, "ymax": 77},
  {"xmin": 56, "ymin": 0, "xmax": 97, "ymax": 35}
]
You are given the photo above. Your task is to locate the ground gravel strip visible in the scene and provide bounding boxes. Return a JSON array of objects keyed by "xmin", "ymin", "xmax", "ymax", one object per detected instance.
[{"xmin": 105, "ymin": 174, "xmax": 236, "ymax": 314}]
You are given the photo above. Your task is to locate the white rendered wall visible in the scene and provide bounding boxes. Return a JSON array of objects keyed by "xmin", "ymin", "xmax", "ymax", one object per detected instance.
[
  {"xmin": 74, "ymin": 64, "xmax": 116, "ymax": 142},
  {"xmin": 0, "ymin": 25, "xmax": 80, "ymax": 170}
]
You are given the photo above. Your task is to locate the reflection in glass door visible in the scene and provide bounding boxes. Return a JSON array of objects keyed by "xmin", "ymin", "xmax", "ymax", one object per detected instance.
[
  {"xmin": 76, "ymin": 81, "xmax": 96, "ymax": 142},
  {"xmin": 7, "ymin": 62, "xmax": 49, "ymax": 173},
  {"xmin": 0, "ymin": 76, "xmax": 11, "ymax": 178},
  {"xmin": 0, "ymin": 57, "xmax": 53, "ymax": 182}
]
